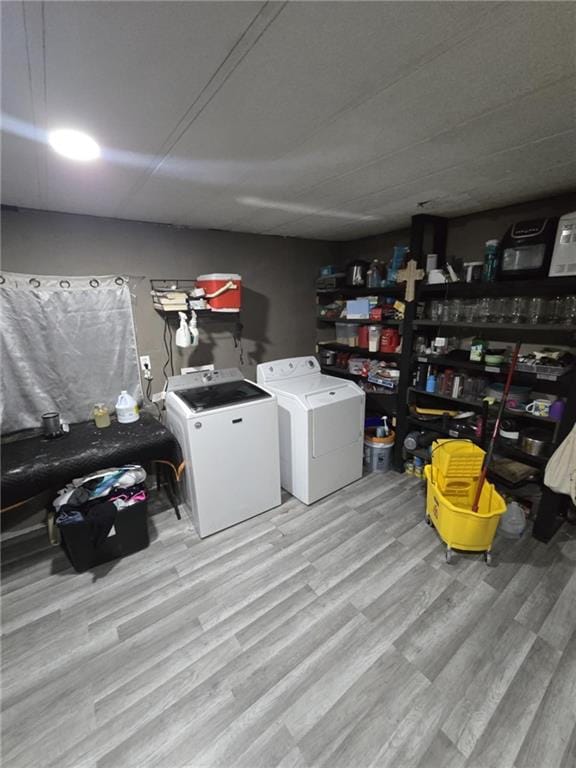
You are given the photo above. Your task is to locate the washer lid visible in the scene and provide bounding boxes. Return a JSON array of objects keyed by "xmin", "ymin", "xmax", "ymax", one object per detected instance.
[{"xmin": 175, "ymin": 380, "xmax": 271, "ymax": 413}]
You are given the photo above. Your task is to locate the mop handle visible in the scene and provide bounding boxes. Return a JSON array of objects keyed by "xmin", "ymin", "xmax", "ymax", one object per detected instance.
[{"xmin": 471, "ymin": 342, "xmax": 521, "ymax": 512}]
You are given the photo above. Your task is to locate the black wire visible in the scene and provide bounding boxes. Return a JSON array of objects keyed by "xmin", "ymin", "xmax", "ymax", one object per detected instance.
[
  {"xmin": 162, "ymin": 316, "xmax": 171, "ymax": 381},
  {"xmin": 168, "ymin": 319, "xmax": 174, "ymax": 376}
]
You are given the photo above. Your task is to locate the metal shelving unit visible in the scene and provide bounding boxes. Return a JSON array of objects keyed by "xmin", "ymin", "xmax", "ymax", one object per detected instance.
[{"xmin": 315, "ymin": 212, "xmax": 576, "ymax": 542}]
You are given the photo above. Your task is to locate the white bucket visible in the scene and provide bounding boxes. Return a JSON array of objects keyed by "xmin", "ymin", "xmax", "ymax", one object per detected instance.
[{"xmin": 364, "ymin": 439, "xmax": 394, "ymax": 472}]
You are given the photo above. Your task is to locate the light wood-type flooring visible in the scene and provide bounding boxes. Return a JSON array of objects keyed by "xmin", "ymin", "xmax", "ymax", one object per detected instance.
[{"xmin": 2, "ymin": 472, "xmax": 576, "ymax": 768}]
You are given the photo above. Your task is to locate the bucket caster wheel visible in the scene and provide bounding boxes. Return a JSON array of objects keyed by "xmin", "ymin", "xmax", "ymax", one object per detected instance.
[
  {"xmin": 425, "ymin": 515, "xmax": 433, "ymax": 527},
  {"xmin": 445, "ymin": 547, "xmax": 453, "ymax": 564},
  {"xmin": 484, "ymin": 551, "xmax": 492, "ymax": 566}
]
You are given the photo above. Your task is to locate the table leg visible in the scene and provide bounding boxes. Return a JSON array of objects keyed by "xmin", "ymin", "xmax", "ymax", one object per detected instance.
[{"xmin": 165, "ymin": 468, "xmax": 181, "ymax": 520}]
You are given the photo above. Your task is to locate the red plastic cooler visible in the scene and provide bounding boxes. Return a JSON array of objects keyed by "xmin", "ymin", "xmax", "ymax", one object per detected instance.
[{"xmin": 196, "ymin": 273, "xmax": 242, "ymax": 312}]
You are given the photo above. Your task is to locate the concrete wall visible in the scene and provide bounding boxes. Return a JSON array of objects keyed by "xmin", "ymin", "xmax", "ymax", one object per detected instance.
[{"xmin": 1, "ymin": 208, "xmax": 335, "ymax": 389}]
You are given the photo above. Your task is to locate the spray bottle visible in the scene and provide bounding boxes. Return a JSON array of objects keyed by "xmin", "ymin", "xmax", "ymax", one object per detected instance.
[
  {"xmin": 175, "ymin": 311, "xmax": 192, "ymax": 348},
  {"xmin": 189, "ymin": 310, "xmax": 199, "ymax": 349}
]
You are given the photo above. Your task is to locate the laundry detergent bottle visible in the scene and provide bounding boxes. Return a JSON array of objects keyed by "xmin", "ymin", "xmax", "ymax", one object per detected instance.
[{"xmin": 115, "ymin": 390, "xmax": 140, "ymax": 424}]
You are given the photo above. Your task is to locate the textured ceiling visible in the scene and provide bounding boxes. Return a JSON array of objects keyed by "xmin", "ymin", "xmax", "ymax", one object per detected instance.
[{"xmin": 2, "ymin": 1, "xmax": 575, "ymax": 240}]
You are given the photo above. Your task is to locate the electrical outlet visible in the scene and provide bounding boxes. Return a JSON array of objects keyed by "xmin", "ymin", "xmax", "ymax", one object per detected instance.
[{"xmin": 139, "ymin": 355, "xmax": 151, "ymax": 372}]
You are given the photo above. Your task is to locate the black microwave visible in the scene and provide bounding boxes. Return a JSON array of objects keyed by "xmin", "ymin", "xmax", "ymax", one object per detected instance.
[{"xmin": 497, "ymin": 218, "xmax": 558, "ymax": 280}]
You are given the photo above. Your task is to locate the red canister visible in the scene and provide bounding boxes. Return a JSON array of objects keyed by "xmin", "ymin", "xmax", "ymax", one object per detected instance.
[
  {"xmin": 379, "ymin": 328, "xmax": 400, "ymax": 353},
  {"xmin": 358, "ymin": 325, "xmax": 369, "ymax": 349}
]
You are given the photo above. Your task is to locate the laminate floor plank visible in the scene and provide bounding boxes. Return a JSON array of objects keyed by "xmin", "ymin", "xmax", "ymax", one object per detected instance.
[
  {"xmin": 514, "ymin": 627, "xmax": 576, "ymax": 768},
  {"xmin": 2, "ymin": 481, "xmax": 575, "ymax": 768},
  {"xmin": 441, "ymin": 620, "xmax": 537, "ymax": 757},
  {"xmin": 465, "ymin": 637, "xmax": 562, "ymax": 768}
]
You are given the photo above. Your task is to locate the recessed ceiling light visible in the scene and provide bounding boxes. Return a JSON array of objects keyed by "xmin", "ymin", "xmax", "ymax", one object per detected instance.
[{"xmin": 48, "ymin": 129, "xmax": 100, "ymax": 162}]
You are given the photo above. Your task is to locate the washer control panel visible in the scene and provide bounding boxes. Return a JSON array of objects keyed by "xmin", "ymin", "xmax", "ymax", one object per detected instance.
[{"xmin": 167, "ymin": 367, "xmax": 243, "ymax": 392}]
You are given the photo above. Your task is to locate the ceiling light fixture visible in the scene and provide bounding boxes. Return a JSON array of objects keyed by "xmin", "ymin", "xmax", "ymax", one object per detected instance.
[{"xmin": 48, "ymin": 129, "xmax": 100, "ymax": 162}]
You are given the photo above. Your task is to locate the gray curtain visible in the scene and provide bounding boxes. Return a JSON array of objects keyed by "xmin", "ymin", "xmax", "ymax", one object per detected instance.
[{"xmin": 1, "ymin": 273, "xmax": 142, "ymax": 433}]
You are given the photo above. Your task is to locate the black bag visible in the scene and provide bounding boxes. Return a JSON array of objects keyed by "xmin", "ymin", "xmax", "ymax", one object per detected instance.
[{"xmin": 57, "ymin": 497, "xmax": 149, "ymax": 573}]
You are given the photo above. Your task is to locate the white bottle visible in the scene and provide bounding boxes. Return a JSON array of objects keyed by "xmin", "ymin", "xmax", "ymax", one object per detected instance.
[{"xmin": 115, "ymin": 390, "xmax": 140, "ymax": 424}]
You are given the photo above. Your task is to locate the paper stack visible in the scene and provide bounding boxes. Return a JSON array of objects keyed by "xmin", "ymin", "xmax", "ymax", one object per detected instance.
[{"xmin": 151, "ymin": 289, "xmax": 189, "ymax": 312}]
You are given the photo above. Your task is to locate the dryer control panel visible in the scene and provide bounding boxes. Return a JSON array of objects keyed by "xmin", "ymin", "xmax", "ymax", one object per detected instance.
[{"xmin": 258, "ymin": 356, "xmax": 320, "ymax": 383}]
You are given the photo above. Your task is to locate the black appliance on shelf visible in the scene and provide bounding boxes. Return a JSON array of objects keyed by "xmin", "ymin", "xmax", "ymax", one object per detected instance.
[{"xmin": 497, "ymin": 218, "xmax": 558, "ymax": 280}]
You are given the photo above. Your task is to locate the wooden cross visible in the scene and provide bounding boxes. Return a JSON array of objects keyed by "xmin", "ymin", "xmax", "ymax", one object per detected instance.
[{"xmin": 397, "ymin": 259, "xmax": 425, "ymax": 302}]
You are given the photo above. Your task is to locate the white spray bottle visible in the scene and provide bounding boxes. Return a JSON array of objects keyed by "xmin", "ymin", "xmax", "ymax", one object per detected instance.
[
  {"xmin": 175, "ymin": 311, "xmax": 191, "ymax": 348},
  {"xmin": 189, "ymin": 310, "xmax": 199, "ymax": 349}
]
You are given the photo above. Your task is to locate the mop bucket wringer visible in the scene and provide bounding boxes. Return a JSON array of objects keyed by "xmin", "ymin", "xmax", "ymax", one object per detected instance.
[{"xmin": 425, "ymin": 440, "xmax": 507, "ymax": 564}]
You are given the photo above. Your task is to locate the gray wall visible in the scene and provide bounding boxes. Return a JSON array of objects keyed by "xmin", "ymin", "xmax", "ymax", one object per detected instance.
[
  {"xmin": 338, "ymin": 192, "xmax": 576, "ymax": 267},
  {"xmin": 446, "ymin": 192, "xmax": 576, "ymax": 263},
  {"xmin": 1, "ymin": 208, "xmax": 335, "ymax": 390}
]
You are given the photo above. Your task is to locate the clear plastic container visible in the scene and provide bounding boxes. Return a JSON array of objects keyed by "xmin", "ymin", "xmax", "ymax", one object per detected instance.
[
  {"xmin": 92, "ymin": 403, "xmax": 111, "ymax": 428},
  {"xmin": 368, "ymin": 325, "xmax": 380, "ymax": 352}
]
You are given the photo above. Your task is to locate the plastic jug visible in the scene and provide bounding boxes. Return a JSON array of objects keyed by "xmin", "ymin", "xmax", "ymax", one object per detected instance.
[
  {"xmin": 115, "ymin": 390, "xmax": 140, "ymax": 424},
  {"xmin": 500, "ymin": 501, "xmax": 526, "ymax": 538}
]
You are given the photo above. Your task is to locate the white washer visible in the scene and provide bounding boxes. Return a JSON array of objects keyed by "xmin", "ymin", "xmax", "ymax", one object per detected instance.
[
  {"xmin": 166, "ymin": 368, "xmax": 281, "ymax": 538},
  {"xmin": 257, "ymin": 356, "xmax": 365, "ymax": 505}
]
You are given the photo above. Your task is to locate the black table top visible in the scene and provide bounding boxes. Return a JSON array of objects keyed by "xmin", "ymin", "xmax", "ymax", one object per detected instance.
[{"xmin": 1, "ymin": 413, "xmax": 181, "ymax": 508}]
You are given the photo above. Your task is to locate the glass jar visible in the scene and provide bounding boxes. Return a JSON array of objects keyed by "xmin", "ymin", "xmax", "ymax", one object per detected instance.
[
  {"xmin": 92, "ymin": 403, "xmax": 111, "ymax": 428},
  {"xmin": 562, "ymin": 295, "xmax": 576, "ymax": 326},
  {"xmin": 545, "ymin": 296, "xmax": 564, "ymax": 324},
  {"xmin": 463, "ymin": 299, "xmax": 477, "ymax": 322},
  {"xmin": 527, "ymin": 297, "xmax": 545, "ymax": 324},
  {"xmin": 449, "ymin": 299, "xmax": 463, "ymax": 322},
  {"xmin": 510, "ymin": 296, "xmax": 528, "ymax": 324},
  {"xmin": 428, "ymin": 300, "xmax": 442, "ymax": 321},
  {"xmin": 489, "ymin": 298, "xmax": 506, "ymax": 322},
  {"xmin": 478, "ymin": 298, "xmax": 491, "ymax": 322}
]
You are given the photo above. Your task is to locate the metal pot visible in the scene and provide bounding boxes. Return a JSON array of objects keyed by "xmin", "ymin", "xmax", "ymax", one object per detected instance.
[{"xmin": 520, "ymin": 428, "xmax": 549, "ymax": 456}]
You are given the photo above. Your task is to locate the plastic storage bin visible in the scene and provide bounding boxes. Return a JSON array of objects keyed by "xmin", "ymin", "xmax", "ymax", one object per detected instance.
[
  {"xmin": 58, "ymin": 499, "xmax": 149, "ymax": 573},
  {"xmin": 335, "ymin": 323, "xmax": 358, "ymax": 347}
]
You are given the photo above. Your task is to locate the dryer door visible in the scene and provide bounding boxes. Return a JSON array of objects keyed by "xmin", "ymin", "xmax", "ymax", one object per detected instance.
[{"xmin": 307, "ymin": 388, "xmax": 364, "ymax": 458}]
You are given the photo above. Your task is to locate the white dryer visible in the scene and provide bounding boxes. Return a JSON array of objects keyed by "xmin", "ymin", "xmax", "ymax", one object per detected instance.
[
  {"xmin": 165, "ymin": 368, "xmax": 281, "ymax": 538},
  {"xmin": 257, "ymin": 356, "xmax": 365, "ymax": 504}
]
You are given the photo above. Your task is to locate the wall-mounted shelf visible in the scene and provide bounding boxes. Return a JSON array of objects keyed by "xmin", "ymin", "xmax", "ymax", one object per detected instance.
[
  {"xmin": 412, "ymin": 354, "xmax": 573, "ymax": 384},
  {"xmin": 316, "ymin": 285, "xmax": 403, "ymax": 297},
  {"xmin": 413, "ymin": 319, "xmax": 576, "ymax": 344},
  {"xmin": 494, "ymin": 442, "xmax": 550, "ymax": 468},
  {"xmin": 319, "ymin": 342, "xmax": 400, "ymax": 360},
  {"xmin": 405, "ymin": 416, "xmax": 482, "ymax": 445},
  {"xmin": 153, "ymin": 308, "xmax": 241, "ymax": 325},
  {"xmin": 408, "ymin": 386, "xmax": 486, "ymax": 412},
  {"xmin": 318, "ymin": 317, "xmax": 402, "ymax": 326},
  {"xmin": 419, "ymin": 276, "xmax": 576, "ymax": 299}
]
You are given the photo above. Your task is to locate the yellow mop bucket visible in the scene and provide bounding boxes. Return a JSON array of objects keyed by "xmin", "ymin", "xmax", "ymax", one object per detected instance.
[{"xmin": 424, "ymin": 465, "xmax": 506, "ymax": 564}]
